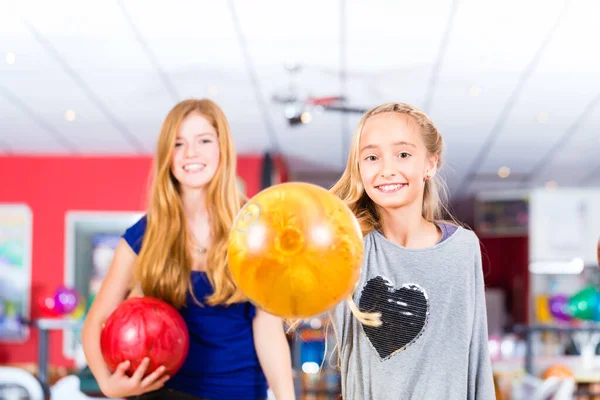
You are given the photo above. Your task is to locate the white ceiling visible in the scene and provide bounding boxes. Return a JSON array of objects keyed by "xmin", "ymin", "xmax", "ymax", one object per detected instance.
[{"xmin": 1, "ymin": 0, "xmax": 599, "ymax": 198}]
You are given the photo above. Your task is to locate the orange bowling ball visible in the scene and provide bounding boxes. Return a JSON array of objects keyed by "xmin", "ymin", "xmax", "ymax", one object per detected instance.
[
  {"xmin": 228, "ymin": 182, "xmax": 364, "ymax": 318},
  {"xmin": 542, "ymin": 364, "xmax": 574, "ymax": 380}
]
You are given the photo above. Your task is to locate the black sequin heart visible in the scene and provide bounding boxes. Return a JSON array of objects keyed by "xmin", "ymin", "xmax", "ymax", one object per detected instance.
[{"xmin": 358, "ymin": 276, "xmax": 429, "ymax": 360}]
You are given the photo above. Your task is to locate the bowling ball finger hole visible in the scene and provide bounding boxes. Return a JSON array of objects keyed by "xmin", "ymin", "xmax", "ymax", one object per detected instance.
[
  {"xmin": 236, "ymin": 204, "xmax": 261, "ymax": 232},
  {"xmin": 276, "ymin": 227, "xmax": 304, "ymax": 254}
]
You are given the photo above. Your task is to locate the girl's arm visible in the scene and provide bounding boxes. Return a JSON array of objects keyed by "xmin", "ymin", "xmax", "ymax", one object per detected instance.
[
  {"xmin": 467, "ymin": 243, "xmax": 496, "ymax": 400},
  {"xmin": 253, "ymin": 309, "xmax": 296, "ymax": 400},
  {"xmin": 81, "ymin": 239, "xmax": 168, "ymax": 398}
]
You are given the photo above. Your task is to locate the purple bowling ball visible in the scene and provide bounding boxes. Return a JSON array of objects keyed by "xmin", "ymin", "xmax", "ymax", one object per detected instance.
[
  {"xmin": 54, "ymin": 287, "xmax": 79, "ymax": 315},
  {"xmin": 549, "ymin": 294, "xmax": 571, "ymax": 322}
]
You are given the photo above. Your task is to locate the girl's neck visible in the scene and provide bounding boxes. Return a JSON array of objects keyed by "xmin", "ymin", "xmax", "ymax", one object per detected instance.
[
  {"xmin": 181, "ymin": 187, "xmax": 208, "ymax": 223},
  {"xmin": 378, "ymin": 201, "xmax": 441, "ymax": 249}
]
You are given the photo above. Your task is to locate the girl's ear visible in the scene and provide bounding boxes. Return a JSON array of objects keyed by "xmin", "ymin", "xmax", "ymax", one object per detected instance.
[{"xmin": 425, "ymin": 154, "xmax": 439, "ymax": 180}]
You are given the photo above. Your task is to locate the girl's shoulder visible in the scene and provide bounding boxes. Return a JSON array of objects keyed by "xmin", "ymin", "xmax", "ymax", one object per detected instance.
[
  {"xmin": 439, "ymin": 222, "xmax": 479, "ymax": 245},
  {"xmin": 436, "ymin": 220, "xmax": 480, "ymax": 243},
  {"xmin": 123, "ymin": 215, "xmax": 147, "ymax": 255},
  {"xmin": 364, "ymin": 222, "xmax": 479, "ymax": 255},
  {"xmin": 437, "ymin": 224, "xmax": 481, "ymax": 259}
]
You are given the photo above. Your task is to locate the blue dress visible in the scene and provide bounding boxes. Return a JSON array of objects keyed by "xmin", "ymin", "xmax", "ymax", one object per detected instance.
[{"xmin": 123, "ymin": 216, "xmax": 268, "ymax": 400}]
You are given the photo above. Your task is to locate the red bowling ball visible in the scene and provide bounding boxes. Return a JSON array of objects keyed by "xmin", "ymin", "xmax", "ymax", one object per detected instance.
[{"xmin": 100, "ymin": 297, "xmax": 189, "ymax": 377}]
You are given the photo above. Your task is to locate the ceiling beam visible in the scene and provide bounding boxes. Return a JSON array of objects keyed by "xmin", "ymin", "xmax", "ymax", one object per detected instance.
[
  {"xmin": 339, "ymin": 0, "xmax": 350, "ymax": 167},
  {"xmin": 0, "ymin": 85, "xmax": 79, "ymax": 153},
  {"xmin": 525, "ymin": 90, "xmax": 600, "ymax": 186},
  {"xmin": 454, "ymin": 0, "xmax": 572, "ymax": 196},
  {"xmin": 22, "ymin": 17, "xmax": 148, "ymax": 154},
  {"xmin": 422, "ymin": 0, "xmax": 459, "ymax": 114},
  {"xmin": 228, "ymin": 0, "xmax": 281, "ymax": 153},
  {"xmin": 117, "ymin": 0, "xmax": 180, "ymax": 104}
]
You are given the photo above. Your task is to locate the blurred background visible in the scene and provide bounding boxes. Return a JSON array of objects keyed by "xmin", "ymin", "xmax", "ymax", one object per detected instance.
[{"xmin": 1, "ymin": 0, "xmax": 600, "ymax": 399}]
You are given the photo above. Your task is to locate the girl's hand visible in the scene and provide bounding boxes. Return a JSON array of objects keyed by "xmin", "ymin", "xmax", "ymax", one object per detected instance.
[{"xmin": 99, "ymin": 358, "xmax": 169, "ymax": 398}]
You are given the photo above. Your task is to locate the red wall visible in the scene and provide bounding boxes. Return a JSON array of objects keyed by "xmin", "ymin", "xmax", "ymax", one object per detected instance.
[
  {"xmin": 479, "ymin": 235, "xmax": 529, "ymax": 326},
  {"xmin": 453, "ymin": 198, "xmax": 530, "ymax": 327},
  {"xmin": 0, "ymin": 154, "xmax": 283, "ymax": 367}
]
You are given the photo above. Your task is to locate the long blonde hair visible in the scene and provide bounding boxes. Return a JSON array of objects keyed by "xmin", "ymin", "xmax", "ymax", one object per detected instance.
[
  {"xmin": 330, "ymin": 102, "xmax": 457, "ymax": 327},
  {"xmin": 133, "ymin": 99, "xmax": 246, "ymax": 308}
]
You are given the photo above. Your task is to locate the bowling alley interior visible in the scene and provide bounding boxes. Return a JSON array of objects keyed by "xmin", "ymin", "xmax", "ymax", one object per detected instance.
[{"xmin": 2, "ymin": 1, "xmax": 600, "ymax": 399}]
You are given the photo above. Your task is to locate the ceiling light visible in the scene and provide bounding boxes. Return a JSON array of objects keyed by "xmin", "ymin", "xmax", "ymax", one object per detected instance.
[
  {"xmin": 284, "ymin": 60, "xmax": 298, "ymax": 71},
  {"xmin": 536, "ymin": 112, "xmax": 549, "ymax": 124},
  {"xmin": 498, "ymin": 167, "xmax": 511, "ymax": 179},
  {"xmin": 5, "ymin": 53, "xmax": 15, "ymax": 65},
  {"xmin": 545, "ymin": 180, "xmax": 558, "ymax": 189},
  {"xmin": 468, "ymin": 85, "xmax": 482, "ymax": 97},
  {"xmin": 530, "ymin": 258, "xmax": 584, "ymax": 274},
  {"xmin": 284, "ymin": 105, "xmax": 297, "ymax": 119},
  {"xmin": 64, "ymin": 110, "xmax": 76, "ymax": 122},
  {"xmin": 300, "ymin": 112, "xmax": 312, "ymax": 124}
]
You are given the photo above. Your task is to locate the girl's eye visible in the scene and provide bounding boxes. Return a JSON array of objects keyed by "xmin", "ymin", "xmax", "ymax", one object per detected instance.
[
  {"xmin": 398, "ymin": 152, "xmax": 411, "ymax": 159},
  {"xmin": 365, "ymin": 155, "xmax": 378, "ymax": 161}
]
